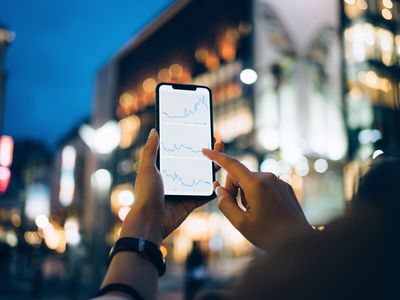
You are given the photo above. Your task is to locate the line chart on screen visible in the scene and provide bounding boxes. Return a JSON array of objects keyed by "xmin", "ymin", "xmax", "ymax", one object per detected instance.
[
  {"xmin": 160, "ymin": 142, "xmax": 203, "ymax": 158},
  {"xmin": 160, "ymin": 95, "xmax": 209, "ymax": 125}
]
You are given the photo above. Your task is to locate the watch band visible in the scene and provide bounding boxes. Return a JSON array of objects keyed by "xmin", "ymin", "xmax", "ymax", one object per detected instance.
[
  {"xmin": 95, "ymin": 283, "xmax": 144, "ymax": 300},
  {"xmin": 109, "ymin": 237, "xmax": 166, "ymax": 276}
]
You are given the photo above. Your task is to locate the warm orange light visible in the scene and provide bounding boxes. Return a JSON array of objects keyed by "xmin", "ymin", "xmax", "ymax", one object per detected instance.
[
  {"xmin": 143, "ymin": 92, "xmax": 155, "ymax": 105},
  {"xmin": 119, "ymin": 115, "xmax": 141, "ymax": 149},
  {"xmin": 24, "ymin": 231, "xmax": 42, "ymax": 245},
  {"xmin": 204, "ymin": 51, "xmax": 219, "ymax": 70},
  {"xmin": 383, "ymin": 0, "xmax": 393, "ymax": 9},
  {"xmin": 169, "ymin": 64, "xmax": 183, "ymax": 78},
  {"xmin": 179, "ymin": 69, "xmax": 192, "ymax": 83},
  {"xmin": 0, "ymin": 135, "xmax": 14, "ymax": 167},
  {"xmin": 158, "ymin": 68, "xmax": 172, "ymax": 82},
  {"xmin": 111, "ymin": 184, "xmax": 135, "ymax": 214},
  {"xmin": 11, "ymin": 213, "xmax": 21, "ymax": 227},
  {"xmin": 143, "ymin": 78, "xmax": 157, "ymax": 93},
  {"xmin": 119, "ymin": 93, "xmax": 135, "ymax": 108},
  {"xmin": 219, "ymin": 42, "xmax": 236, "ymax": 62},
  {"xmin": 118, "ymin": 206, "xmax": 131, "ymax": 221},
  {"xmin": 195, "ymin": 48, "xmax": 208, "ymax": 62},
  {"xmin": 356, "ymin": 0, "xmax": 367, "ymax": 10},
  {"xmin": 160, "ymin": 245, "xmax": 168, "ymax": 257},
  {"xmin": 382, "ymin": 8, "xmax": 392, "ymax": 20}
]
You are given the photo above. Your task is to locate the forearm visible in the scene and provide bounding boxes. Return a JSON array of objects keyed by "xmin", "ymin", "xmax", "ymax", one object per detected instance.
[
  {"xmin": 101, "ymin": 251, "xmax": 159, "ymax": 300},
  {"xmin": 100, "ymin": 215, "xmax": 163, "ymax": 300}
]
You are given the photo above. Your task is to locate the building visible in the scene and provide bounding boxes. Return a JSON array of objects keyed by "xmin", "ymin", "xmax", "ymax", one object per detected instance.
[
  {"xmin": 85, "ymin": 0, "xmax": 348, "ymax": 277},
  {"xmin": 0, "ymin": 22, "xmax": 14, "ymax": 132},
  {"xmin": 340, "ymin": 0, "xmax": 400, "ymax": 199}
]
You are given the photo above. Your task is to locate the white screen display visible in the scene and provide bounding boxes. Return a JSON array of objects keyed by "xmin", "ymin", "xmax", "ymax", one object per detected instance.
[{"xmin": 159, "ymin": 84, "xmax": 213, "ymax": 196}]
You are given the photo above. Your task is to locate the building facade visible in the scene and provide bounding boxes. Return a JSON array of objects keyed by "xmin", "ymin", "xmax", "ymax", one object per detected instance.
[{"xmin": 340, "ymin": 0, "xmax": 400, "ymax": 199}]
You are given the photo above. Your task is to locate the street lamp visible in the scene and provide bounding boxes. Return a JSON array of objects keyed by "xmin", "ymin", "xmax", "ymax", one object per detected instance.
[{"xmin": 239, "ymin": 68, "xmax": 258, "ymax": 84}]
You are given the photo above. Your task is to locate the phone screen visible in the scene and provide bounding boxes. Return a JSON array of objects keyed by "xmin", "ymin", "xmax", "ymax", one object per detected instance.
[{"xmin": 157, "ymin": 84, "xmax": 214, "ymax": 197}]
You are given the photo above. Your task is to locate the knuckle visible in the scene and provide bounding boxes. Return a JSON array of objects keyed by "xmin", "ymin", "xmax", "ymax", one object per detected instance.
[{"xmin": 263, "ymin": 172, "xmax": 278, "ymax": 182}]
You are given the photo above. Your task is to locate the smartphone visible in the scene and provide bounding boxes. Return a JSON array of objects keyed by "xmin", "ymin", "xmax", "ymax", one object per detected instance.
[{"xmin": 155, "ymin": 83, "xmax": 215, "ymax": 201}]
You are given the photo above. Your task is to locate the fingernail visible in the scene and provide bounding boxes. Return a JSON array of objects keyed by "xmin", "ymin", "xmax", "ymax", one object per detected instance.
[
  {"xmin": 202, "ymin": 148, "xmax": 212, "ymax": 155},
  {"xmin": 148, "ymin": 128, "xmax": 156, "ymax": 139},
  {"xmin": 215, "ymin": 186, "xmax": 221, "ymax": 196}
]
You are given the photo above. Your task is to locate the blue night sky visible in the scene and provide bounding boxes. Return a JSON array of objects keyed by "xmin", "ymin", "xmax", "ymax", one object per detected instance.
[{"xmin": 1, "ymin": 0, "xmax": 172, "ymax": 149}]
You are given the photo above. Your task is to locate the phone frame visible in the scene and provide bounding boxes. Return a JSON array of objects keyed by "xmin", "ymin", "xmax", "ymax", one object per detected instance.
[{"xmin": 155, "ymin": 82, "xmax": 216, "ymax": 201}]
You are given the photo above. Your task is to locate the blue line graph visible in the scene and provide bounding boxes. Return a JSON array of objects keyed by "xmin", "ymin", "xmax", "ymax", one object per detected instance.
[
  {"xmin": 161, "ymin": 95, "xmax": 209, "ymax": 124},
  {"xmin": 161, "ymin": 142, "xmax": 202, "ymax": 155},
  {"xmin": 162, "ymin": 169, "xmax": 211, "ymax": 188}
]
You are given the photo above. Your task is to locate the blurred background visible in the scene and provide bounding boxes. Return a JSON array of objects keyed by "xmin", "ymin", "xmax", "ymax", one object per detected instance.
[{"xmin": 0, "ymin": 0, "xmax": 399, "ymax": 299}]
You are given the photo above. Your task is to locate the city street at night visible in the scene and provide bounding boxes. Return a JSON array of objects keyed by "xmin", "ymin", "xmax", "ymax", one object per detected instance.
[{"xmin": 1, "ymin": 0, "xmax": 400, "ymax": 299}]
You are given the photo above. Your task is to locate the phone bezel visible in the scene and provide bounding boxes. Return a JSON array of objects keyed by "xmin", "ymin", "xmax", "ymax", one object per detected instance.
[{"xmin": 155, "ymin": 82, "xmax": 216, "ymax": 201}]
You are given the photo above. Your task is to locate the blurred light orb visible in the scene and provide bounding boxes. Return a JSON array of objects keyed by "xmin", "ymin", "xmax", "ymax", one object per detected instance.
[
  {"xmin": 119, "ymin": 93, "xmax": 135, "ymax": 108},
  {"xmin": 35, "ymin": 214, "xmax": 49, "ymax": 229},
  {"xmin": 294, "ymin": 157, "xmax": 310, "ymax": 177},
  {"xmin": 118, "ymin": 206, "xmax": 131, "ymax": 221},
  {"xmin": 44, "ymin": 229, "xmax": 61, "ymax": 250},
  {"xmin": 66, "ymin": 230, "xmax": 81, "ymax": 246},
  {"xmin": 25, "ymin": 183, "xmax": 50, "ymax": 220},
  {"xmin": 257, "ymin": 128, "xmax": 279, "ymax": 151},
  {"xmin": 382, "ymin": 8, "xmax": 392, "ymax": 20},
  {"xmin": 0, "ymin": 135, "xmax": 14, "ymax": 167},
  {"xmin": 11, "ymin": 213, "xmax": 21, "ymax": 227},
  {"xmin": 240, "ymin": 68, "xmax": 257, "ymax": 85},
  {"xmin": 142, "ymin": 78, "xmax": 157, "ymax": 93},
  {"xmin": 260, "ymin": 158, "xmax": 279, "ymax": 176},
  {"xmin": 169, "ymin": 64, "xmax": 183, "ymax": 78},
  {"xmin": 117, "ymin": 190, "xmax": 135, "ymax": 206},
  {"xmin": 372, "ymin": 149, "xmax": 384, "ymax": 159},
  {"xmin": 239, "ymin": 155, "xmax": 259, "ymax": 172},
  {"xmin": 0, "ymin": 166, "xmax": 11, "ymax": 180},
  {"xmin": 278, "ymin": 160, "xmax": 291, "ymax": 176},
  {"xmin": 24, "ymin": 231, "xmax": 41, "ymax": 245},
  {"xmin": 80, "ymin": 122, "xmax": 121, "ymax": 155},
  {"xmin": 5, "ymin": 231, "xmax": 18, "ymax": 247},
  {"xmin": 314, "ymin": 159, "xmax": 328, "ymax": 173},
  {"xmin": 158, "ymin": 68, "xmax": 172, "ymax": 82},
  {"xmin": 94, "ymin": 121, "xmax": 121, "ymax": 154},
  {"xmin": 61, "ymin": 145, "xmax": 76, "ymax": 169},
  {"xmin": 64, "ymin": 217, "xmax": 79, "ymax": 232},
  {"xmin": 356, "ymin": 0, "xmax": 368, "ymax": 10},
  {"xmin": 92, "ymin": 169, "xmax": 112, "ymax": 190},
  {"xmin": 383, "ymin": 0, "xmax": 393, "ymax": 9},
  {"xmin": 358, "ymin": 129, "xmax": 382, "ymax": 144},
  {"xmin": 281, "ymin": 147, "xmax": 302, "ymax": 165}
]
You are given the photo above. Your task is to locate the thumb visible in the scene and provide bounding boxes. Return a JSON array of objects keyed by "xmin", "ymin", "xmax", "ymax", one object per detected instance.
[
  {"xmin": 216, "ymin": 186, "xmax": 245, "ymax": 230},
  {"xmin": 139, "ymin": 128, "xmax": 159, "ymax": 172}
]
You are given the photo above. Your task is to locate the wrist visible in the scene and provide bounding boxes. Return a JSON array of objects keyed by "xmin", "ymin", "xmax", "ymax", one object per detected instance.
[{"xmin": 120, "ymin": 213, "xmax": 163, "ymax": 246}]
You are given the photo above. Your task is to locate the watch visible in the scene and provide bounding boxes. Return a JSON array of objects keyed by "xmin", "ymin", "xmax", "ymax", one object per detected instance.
[{"xmin": 109, "ymin": 237, "xmax": 166, "ymax": 276}]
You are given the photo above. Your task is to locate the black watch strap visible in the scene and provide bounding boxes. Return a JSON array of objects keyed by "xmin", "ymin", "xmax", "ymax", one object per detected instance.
[
  {"xmin": 109, "ymin": 237, "xmax": 166, "ymax": 276},
  {"xmin": 95, "ymin": 283, "xmax": 144, "ymax": 300}
]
